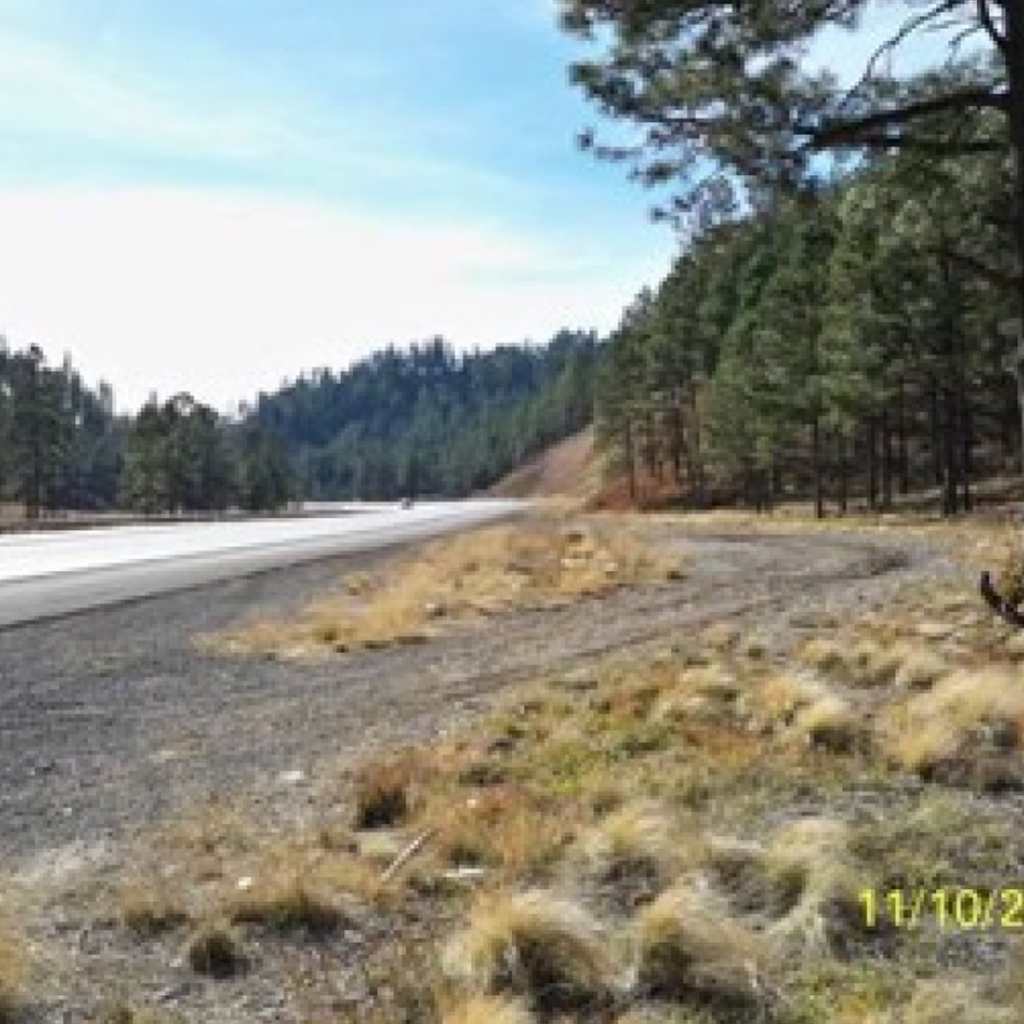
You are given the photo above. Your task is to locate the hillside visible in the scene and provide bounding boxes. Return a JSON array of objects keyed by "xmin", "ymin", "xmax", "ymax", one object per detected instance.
[
  {"xmin": 250, "ymin": 332, "xmax": 599, "ymax": 502},
  {"xmin": 488, "ymin": 425, "xmax": 597, "ymax": 499}
]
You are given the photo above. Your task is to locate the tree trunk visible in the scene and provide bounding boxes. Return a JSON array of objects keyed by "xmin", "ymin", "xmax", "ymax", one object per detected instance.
[
  {"xmin": 1005, "ymin": 1, "xmax": 1024, "ymax": 474},
  {"xmin": 929, "ymin": 382, "xmax": 943, "ymax": 486},
  {"xmin": 867, "ymin": 416, "xmax": 878, "ymax": 511},
  {"xmin": 881, "ymin": 407, "xmax": 893, "ymax": 510},
  {"xmin": 690, "ymin": 389, "xmax": 705, "ymax": 507},
  {"xmin": 812, "ymin": 416, "xmax": 823, "ymax": 518},
  {"xmin": 838, "ymin": 433, "xmax": 848, "ymax": 515},
  {"xmin": 669, "ymin": 396, "xmax": 684, "ymax": 485},
  {"xmin": 897, "ymin": 375, "xmax": 909, "ymax": 494},
  {"xmin": 940, "ymin": 251, "xmax": 962, "ymax": 516},
  {"xmin": 942, "ymin": 385, "xmax": 959, "ymax": 515},
  {"xmin": 961, "ymin": 387, "xmax": 973, "ymax": 512},
  {"xmin": 624, "ymin": 421, "xmax": 637, "ymax": 501}
]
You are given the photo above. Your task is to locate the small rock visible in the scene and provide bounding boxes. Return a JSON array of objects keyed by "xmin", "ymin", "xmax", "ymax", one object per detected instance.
[
  {"xmin": 156, "ymin": 983, "xmax": 193, "ymax": 1004},
  {"xmin": 442, "ymin": 866, "xmax": 488, "ymax": 883},
  {"xmin": 915, "ymin": 621, "xmax": 954, "ymax": 639},
  {"xmin": 278, "ymin": 769, "xmax": 306, "ymax": 786}
]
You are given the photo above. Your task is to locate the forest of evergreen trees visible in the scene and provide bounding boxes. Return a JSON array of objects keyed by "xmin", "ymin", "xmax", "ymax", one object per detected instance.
[
  {"xmin": 0, "ymin": 341, "xmax": 295, "ymax": 517},
  {"xmin": 252, "ymin": 332, "xmax": 598, "ymax": 500},
  {"xmin": 0, "ymin": 331, "xmax": 598, "ymax": 516},
  {"xmin": 564, "ymin": 2, "xmax": 1023, "ymax": 516},
  {"xmin": 596, "ymin": 133, "xmax": 1019, "ymax": 513}
]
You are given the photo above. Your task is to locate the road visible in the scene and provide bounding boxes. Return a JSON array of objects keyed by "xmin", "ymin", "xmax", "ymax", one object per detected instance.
[{"xmin": 0, "ymin": 499, "xmax": 525, "ymax": 628}]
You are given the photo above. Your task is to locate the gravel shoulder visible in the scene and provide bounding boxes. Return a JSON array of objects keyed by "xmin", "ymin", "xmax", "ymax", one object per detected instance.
[{"xmin": 0, "ymin": 521, "xmax": 959, "ymax": 869}]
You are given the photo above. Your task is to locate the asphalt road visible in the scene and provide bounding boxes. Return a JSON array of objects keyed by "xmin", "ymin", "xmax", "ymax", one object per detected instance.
[{"xmin": 0, "ymin": 499, "xmax": 526, "ymax": 628}]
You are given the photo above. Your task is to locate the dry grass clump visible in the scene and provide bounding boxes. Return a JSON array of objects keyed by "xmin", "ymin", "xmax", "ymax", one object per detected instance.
[
  {"xmin": 117, "ymin": 882, "xmax": 189, "ymax": 936},
  {"xmin": 354, "ymin": 754, "xmax": 421, "ymax": 829},
  {"xmin": 576, "ymin": 802, "xmax": 682, "ymax": 907},
  {"xmin": 225, "ymin": 849, "xmax": 379, "ymax": 931},
  {"xmin": 793, "ymin": 693, "xmax": 866, "ymax": 753},
  {"xmin": 635, "ymin": 884, "xmax": 770, "ymax": 1008},
  {"xmin": 886, "ymin": 667, "xmax": 1024, "ymax": 783},
  {"xmin": 440, "ymin": 996, "xmax": 534, "ymax": 1024},
  {"xmin": 443, "ymin": 890, "xmax": 613, "ymax": 1012},
  {"xmin": 185, "ymin": 920, "xmax": 246, "ymax": 978},
  {"xmin": 206, "ymin": 517, "xmax": 682, "ymax": 657},
  {"xmin": 0, "ymin": 918, "xmax": 26, "ymax": 1021},
  {"xmin": 428, "ymin": 786, "xmax": 573, "ymax": 882},
  {"xmin": 843, "ymin": 639, "xmax": 907, "ymax": 687},
  {"xmin": 751, "ymin": 672, "xmax": 828, "ymax": 727},
  {"xmin": 649, "ymin": 687, "xmax": 721, "ymax": 727},
  {"xmin": 894, "ymin": 648, "xmax": 948, "ymax": 690},
  {"xmin": 799, "ymin": 634, "xmax": 934, "ymax": 690},
  {"xmin": 765, "ymin": 818, "xmax": 869, "ymax": 955},
  {"xmin": 796, "ymin": 637, "xmax": 847, "ymax": 675},
  {"xmin": 900, "ymin": 980, "xmax": 1016, "ymax": 1024},
  {"xmin": 699, "ymin": 621, "xmax": 741, "ymax": 652}
]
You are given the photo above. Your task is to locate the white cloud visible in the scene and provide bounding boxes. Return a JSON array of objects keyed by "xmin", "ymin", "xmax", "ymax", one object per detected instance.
[{"xmin": 0, "ymin": 186, "xmax": 669, "ymax": 413}]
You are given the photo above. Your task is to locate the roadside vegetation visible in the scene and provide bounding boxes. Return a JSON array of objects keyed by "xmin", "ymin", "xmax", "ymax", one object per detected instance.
[
  {"xmin": 203, "ymin": 516, "xmax": 684, "ymax": 659},
  {"xmin": 0, "ymin": 904, "xmax": 26, "ymax": 1023},
  {"xmin": 8, "ymin": 510, "xmax": 1016, "ymax": 1024}
]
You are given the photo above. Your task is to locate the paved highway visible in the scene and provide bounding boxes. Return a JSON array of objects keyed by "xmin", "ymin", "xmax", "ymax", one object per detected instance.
[{"xmin": 0, "ymin": 499, "xmax": 526, "ymax": 628}]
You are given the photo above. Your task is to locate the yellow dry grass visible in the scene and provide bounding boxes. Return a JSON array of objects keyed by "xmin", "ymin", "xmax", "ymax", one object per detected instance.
[
  {"xmin": 764, "ymin": 817, "xmax": 867, "ymax": 954},
  {"xmin": 636, "ymin": 883, "xmax": 770, "ymax": 1006},
  {"xmin": 900, "ymin": 980, "xmax": 1016, "ymax": 1024},
  {"xmin": 752, "ymin": 672, "xmax": 828, "ymax": 724},
  {"xmin": 885, "ymin": 666, "xmax": 1024, "ymax": 775},
  {"xmin": 443, "ymin": 889, "xmax": 613, "ymax": 1011},
  {"xmin": 425, "ymin": 785, "xmax": 574, "ymax": 883},
  {"xmin": 0, "ymin": 917, "xmax": 25, "ymax": 1021},
  {"xmin": 575, "ymin": 801, "xmax": 683, "ymax": 888},
  {"xmin": 204, "ymin": 516, "xmax": 683, "ymax": 658},
  {"xmin": 440, "ymin": 995, "xmax": 534, "ymax": 1024},
  {"xmin": 222, "ymin": 844, "xmax": 383, "ymax": 929},
  {"xmin": 116, "ymin": 881, "xmax": 189, "ymax": 935},
  {"xmin": 794, "ymin": 693, "xmax": 864, "ymax": 753}
]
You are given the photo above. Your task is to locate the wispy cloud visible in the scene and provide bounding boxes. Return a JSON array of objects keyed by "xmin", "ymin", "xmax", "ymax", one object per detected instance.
[
  {"xmin": 0, "ymin": 32, "xmax": 295, "ymax": 161},
  {"xmin": 0, "ymin": 185, "xmax": 669, "ymax": 412},
  {"xmin": 0, "ymin": 2, "xmax": 677, "ymax": 409}
]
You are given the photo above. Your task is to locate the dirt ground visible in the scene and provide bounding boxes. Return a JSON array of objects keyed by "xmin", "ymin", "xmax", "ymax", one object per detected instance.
[{"xmin": 0, "ymin": 518, "xmax": 962, "ymax": 1023}]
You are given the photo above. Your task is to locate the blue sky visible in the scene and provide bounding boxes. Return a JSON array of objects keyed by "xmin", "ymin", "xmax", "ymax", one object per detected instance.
[{"xmin": 0, "ymin": 0, "xmax": 976, "ymax": 411}]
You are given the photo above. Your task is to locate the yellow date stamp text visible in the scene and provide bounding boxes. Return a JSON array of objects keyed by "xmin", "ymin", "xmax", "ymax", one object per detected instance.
[{"xmin": 860, "ymin": 887, "xmax": 1024, "ymax": 930}]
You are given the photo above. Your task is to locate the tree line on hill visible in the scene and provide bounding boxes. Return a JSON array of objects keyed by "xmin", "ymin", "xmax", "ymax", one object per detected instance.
[
  {"xmin": 251, "ymin": 332, "xmax": 598, "ymax": 500},
  {"xmin": 0, "ymin": 331, "xmax": 599, "ymax": 517},
  {"xmin": 562, "ymin": 0, "xmax": 1023, "ymax": 515},
  {"xmin": 0, "ymin": 342, "xmax": 295, "ymax": 517}
]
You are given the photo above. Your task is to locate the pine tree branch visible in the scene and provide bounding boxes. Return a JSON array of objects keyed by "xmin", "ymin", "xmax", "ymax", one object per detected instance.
[
  {"xmin": 977, "ymin": 0, "xmax": 1009, "ymax": 53},
  {"xmin": 838, "ymin": 0, "xmax": 963, "ymax": 111},
  {"xmin": 932, "ymin": 247, "xmax": 1022, "ymax": 291},
  {"xmin": 805, "ymin": 86, "xmax": 1009, "ymax": 149},
  {"xmin": 856, "ymin": 133, "xmax": 1005, "ymax": 155}
]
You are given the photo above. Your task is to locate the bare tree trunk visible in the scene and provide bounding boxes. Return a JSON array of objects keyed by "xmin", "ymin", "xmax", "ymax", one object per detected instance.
[
  {"xmin": 867, "ymin": 416, "xmax": 878, "ymax": 511},
  {"xmin": 624, "ymin": 421, "xmax": 637, "ymax": 502},
  {"xmin": 961, "ymin": 388, "xmax": 973, "ymax": 512},
  {"xmin": 881, "ymin": 407, "xmax": 893, "ymax": 510},
  {"xmin": 929, "ymin": 382, "xmax": 943, "ymax": 486},
  {"xmin": 1004, "ymin": 2, "xmax": 1024, "ymax": 475},
  {"xmin": 837, "ymin": 433, "xmax": 848, "ymax": 515},
  {"xmin": 690, "ymin": 389, "xmax": 705, "ymax": 507},
  {"xmin": 812, "ymin": 416, "xmax": 824, "ymax": 518},
  {"xmin": 897, "ymin": 375, "xmax": 909, "ymax": 495}
]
